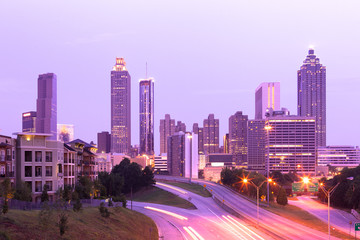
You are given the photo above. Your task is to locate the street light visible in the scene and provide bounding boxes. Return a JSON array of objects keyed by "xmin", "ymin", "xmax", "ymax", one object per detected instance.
[
  {"xmin": 304, "ymin": 176, "xmax": 353, "ymax": 240},
  {"xmin": 242, "ymin": 177, "xmax": 273, "ymax": 226},
  {"xmin": 264, "ymin": 124, "xmax": 272, "ymax": 205}
]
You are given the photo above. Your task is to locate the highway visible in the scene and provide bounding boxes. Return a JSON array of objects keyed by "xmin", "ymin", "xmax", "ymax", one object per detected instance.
[
  {"xmin": 155, "ymin": 175, "xmax": 341, "ymax": 240},
  {"xmin": 134, "ymin": 181, "xmax": 273, "ymax": 240},
  {"xmin": 289, "ymin": 196, "xmax": 358, "ymax": 237}
]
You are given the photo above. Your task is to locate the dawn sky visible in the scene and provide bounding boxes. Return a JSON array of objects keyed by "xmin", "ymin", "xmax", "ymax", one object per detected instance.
[{"xmin": 1, "ymin": 0, "xmax": 360, "ymax": 154}]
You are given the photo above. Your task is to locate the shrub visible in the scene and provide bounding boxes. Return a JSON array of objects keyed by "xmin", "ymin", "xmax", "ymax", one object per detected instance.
[
  {"xmin": 99, "ymin": 202, "xmax": 110, "ymax": 218},
  {"xmin": 277, "ymin": 187, "xmax": 288, "ymax": 206},
  {"xmin": 73, "ymin": 198, "xmax": 82, "ymax": 212}
]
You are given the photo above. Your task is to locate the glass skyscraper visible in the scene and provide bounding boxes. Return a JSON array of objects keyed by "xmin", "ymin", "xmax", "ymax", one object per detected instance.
[
  {"xmin": 139, "ymin": 78, "xmax": 154, "ymax": 155},
  {"xmin": 298, "ymin": 49, "xmax": 326, "ymax": 147},
  {"xmin": 111, "ymin": 58, "xmax": 131, "ymax": 154}
]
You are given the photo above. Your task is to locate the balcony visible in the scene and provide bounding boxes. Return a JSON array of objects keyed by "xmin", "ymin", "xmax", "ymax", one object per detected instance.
[{"xmin": 6, "ymin": 156, "xmax": 12, "ymax": 161}]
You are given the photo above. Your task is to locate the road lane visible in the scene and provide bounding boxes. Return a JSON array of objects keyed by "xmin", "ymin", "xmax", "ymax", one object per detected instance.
[{"xmin": 156, "ymin": 175, "xmax": 342, "ymax": 240}]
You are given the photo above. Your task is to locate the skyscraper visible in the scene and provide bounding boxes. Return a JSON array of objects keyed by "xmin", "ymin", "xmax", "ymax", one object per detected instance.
[
  {"xmin": 97, "ymin": 131, "xmax": 111, "ymax": 153},
  {"xmin": 298, "ymin": 48, "xmax": 326, "ymax": 147},
  {"xmin": 247, "ymin": 119, "xmax": 266, "ymax": 171},
  {"xmin": 203, "ymin": 114, "xmax": 219, "ymax": 154},
  {"xmin": 22, "ymin": 111, "xmax": 36, "ymax": 132},
  {"xmin": 175, "ymin": 121, "xmax": 186, "ymax": 133},
  {"xmin": 111, "ymin": 58, "xmax": 131, "ymax": 154},
  {"xmin": 139, "ymin": 78, "xmax": 154, "ymax": 155},
  {"xmin": 36, "ymin": 73, "xmax": 57, "ymax": 140},
  {"xmin": 167, "ymin": 131, "xmax": 198, "ymax": 178},
  {"xmin": 255, "ymin": 82, "xmax": 280, "ymax": 119},
  {"xmin": 265, "ymin": 115, "xmax": 316, "ymax": 174},
  {"xmin": 229, "ymin": 111, "xmax": 248, "ymax": 166},
  {"xmin": 159, "ymin": 114, "xmax": 175, "ymax": 154}
]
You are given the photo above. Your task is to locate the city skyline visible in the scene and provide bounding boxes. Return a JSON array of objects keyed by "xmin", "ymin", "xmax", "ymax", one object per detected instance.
[{"xmin": 1, "ymin": 1, "xmax": 360, "ymax": 155}]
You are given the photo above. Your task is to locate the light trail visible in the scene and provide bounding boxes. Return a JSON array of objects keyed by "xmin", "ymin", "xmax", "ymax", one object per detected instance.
[
  {"xmin": 144, "ymin": 206, "xmax": 188, "ymax": 220},
  {"xmin": 207, "ymin": 208, "xmax": 247, "ymax": 240},
  {"xmin": 227, "ymin": 215, "xmax": 265, "ymax": 240},
  {"xmin": 223, "ymin": 215, "xmax": 258, "ymax": 240},
  {"xmin": 156, "ymin": 182, "xmax": 188, "ymax": 194},
  {"xmin": 183, "ymin": 227, "xmax": 199, "ymax": 240},
  {"xmin": 188, "ymin": 227, "xmax": 205, "ymax": 240}
]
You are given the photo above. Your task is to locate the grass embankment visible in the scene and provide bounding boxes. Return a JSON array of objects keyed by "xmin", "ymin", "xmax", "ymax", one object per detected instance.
[
  {"xmin": 159, "ymin": 181, "xmax": 212, "ymax": 198},
  {"xmin": 130, "ymin": 186, "xmax": 196, "ymax": 209},
  {"xmin": 265, "ymin": 202, "xmax": 352, "ymax": 240},
  {"xmin": 0, "ymin": 207, "xmax": 158, "ymax": 240}
]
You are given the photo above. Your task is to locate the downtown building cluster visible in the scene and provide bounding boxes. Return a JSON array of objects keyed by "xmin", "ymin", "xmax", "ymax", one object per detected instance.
[
  {"xmin": 2, "ymin": 49, "xmax": 360, "ymax": 201},
  {"xmin": 156, "ymin": 49, "xmax": 360, "ymax": 181}
]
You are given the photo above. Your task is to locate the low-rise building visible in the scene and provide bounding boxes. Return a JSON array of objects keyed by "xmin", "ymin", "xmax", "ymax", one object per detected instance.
[
  {"xmin": 15, "ymin": 132, "xmax": 64, "ymax": 202},
  {"xmin": 317, "ymin": 146, "xmax": 360, "ymax": 170},
  {"xmin": 63, "ymin": 144, "xmax": 76, "ymax": 187},
  {"xmin": 67, "ymin": 139, "xmax": 97, "ymax": 181},
  {"xmin": 0, "ymin": 135, "xmax": 16, "ymax": 186},
  {"xmin": 154, "ymin": 154, "xmax": 168, "ymax": 173}
]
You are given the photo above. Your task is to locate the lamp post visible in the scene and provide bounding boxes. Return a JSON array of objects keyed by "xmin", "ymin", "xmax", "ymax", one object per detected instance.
[
  {"xmin": 243, "ymin": 178, "xmax": 272, "ymax": 226},
  {"xmin": 305, "ymin": 177, "xmax": 352, "ymax": 240},
  {"xmin": 264, "ymin": 124, "xmax": 272, "ymax": 205}
]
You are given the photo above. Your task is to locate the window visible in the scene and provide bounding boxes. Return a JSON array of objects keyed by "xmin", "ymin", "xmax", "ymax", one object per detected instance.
[
  {"xmin": 46, "ymin": 166, "xmax": 52, "ymax": 177},
  {"xmin": 35, "ymin": 181, "xmax": 42, "ymax": 192},
  {"xmin": 45, "ymin": 181, "xmax": 52, "ymax": 191},
  {"xmin": 35, "ymin": 166, "xmax": 42, "ymax": 177},
  {"xmin": 58, "ymin": 164, "xmax": 62, "ymax": 173},
  {"xmin": 25, "ymin": 166, "xmax": 32, "ymax": 177},
  {"xmin": 35, "ymin": 151, "xmax": 42, "ymax": 162},
  {"xmin": 25, "ymin": 151, "xmax": 32, "ymax": 162},
  {"xmin": 46, "ymin": 152, "xmax": 52, "ymax": 162}
]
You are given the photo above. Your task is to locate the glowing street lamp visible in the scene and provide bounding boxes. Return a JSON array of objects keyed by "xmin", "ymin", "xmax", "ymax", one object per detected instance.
[{"xmin": 242, "ymin": 177, "xmax": 273, "ymax": 226}]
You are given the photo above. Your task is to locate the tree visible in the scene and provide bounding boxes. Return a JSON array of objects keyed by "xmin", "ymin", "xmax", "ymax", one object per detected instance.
[
  {"xmin": 0, "ymin": 178, "xmax": 13, "ymax": 215},
  {"xmin": 72, "ymin": 191, "xmax": 82, "ymax": 212},
  {"xmin": 62, "ymin": 185, "xmax": 73, "ymax": 202},
  {"xmin": 75, "ymin": 176, "xmax": 94, "ymax": 199},
  {"xmin": 38, "ymin": 201, "xmax": 53, "ymax": 231},
  {"xmin": 142, "ymin": 166, "xmax": 155, "ymax": 188},
  {"xmin": 13, "ymin": 181, "xmax": 32, "ymax": 202},
  {"xmin": 41, "ymin": 184, "xmax": 49, "ymax": 202},
  {"xmin": 58, "ymin": 211, "xmax": 69, "ymax": 236},
  {"xmin": 277, "ymin": 187, "xmax": 288, "ymax": 206},
  {"xmin": 220, "ymin": 167, "xmax": 236, "ymax": 186}
]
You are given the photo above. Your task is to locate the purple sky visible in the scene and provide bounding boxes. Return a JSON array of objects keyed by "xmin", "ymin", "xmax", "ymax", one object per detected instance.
[{"xmin": 1, "ymin": 1, "xmax": 360, "ymax": 154}]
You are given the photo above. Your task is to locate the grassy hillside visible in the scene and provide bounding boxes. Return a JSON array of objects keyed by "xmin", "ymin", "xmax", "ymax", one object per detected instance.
[
  {"xmin": 130, "ymin": 186, "xmax": 196, "ymax": 209},
  {"xmin": 158, "ymin": 181, "xmax": 212, "ymax": 197},
  {"xmin": 0, "ymin": 206, "xmax": 158, "ymax": 240}
]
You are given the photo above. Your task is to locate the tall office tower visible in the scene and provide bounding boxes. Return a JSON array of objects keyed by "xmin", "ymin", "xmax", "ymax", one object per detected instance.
[
  {"xmin": 247, "ymin": 119, "xmax": 266, "ymax": 171},
  {"xmin": 255, "ymin": 82, "xmax": 280, "ymax": 119},
  {"xmin": 111, "ymin": 58, "xmax": 131, "ymax": 154},
  {"xmin": 159, "ymin": 114, "xmax": 175, "ymax": 154},
  {"xmin": 203, "ymin": 114, "xmax": 220, "ymax": 154},
  {"xmin": 265, "ymin": 115, "xmax": 316, "ymax": 174},
  {"xmin": 36, "ymin": 73, "xmax": 57, "ymax": 140},
  {"xmin": 229, "ymin": 111, "xmax": 248, "ymax": 166},
  {"xmin": 175, "ymin": 121, "xmax": 186, "ymax": 133},
  {"xmin": 223, "ymin": 134, "xmax": 229, "ymax": 153},
  {"xmin": 167, "ymin": 131, "xmax": 198, "ymax": 178},
  {"xmin": 298, "ymin": 48, "xmax": 326, "ymax": 147},
  {"xmin": 22, "ymin": 111, "xmax": 36, "ymax": 132},
  {"xmin": 167, "ymin": 132, "xmax": 185, "ymax": 176},
  {"xmin": 193, "ymin": 123, "xmax": 204, "ymax": 154},
  {"xmin": 139, "ymin": 78, "xmax": 154, "ymax": 155},
  {"xmin": 97, "ymin": 131, "xmax": 111, "ymax": 153}
]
